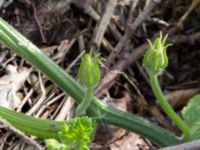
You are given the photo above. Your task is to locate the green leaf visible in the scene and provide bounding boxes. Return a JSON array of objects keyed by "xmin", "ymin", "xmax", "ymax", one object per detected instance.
[
  {"xmin": 59, "ymin": 116, "xmax": 93, "ymax": 149},
  {"xmin": 79, "ymin": 144, "xmax": 89, "ymax": 150},
  {"xmin": 75, "ymin": 143, "xmax": 89, "ymax": 150},
  {"xmin": 45, "ymin": 139, "xmax": 69, "ymax": 150},
  {"xmin": 182, "ymin": 94, "xmax": 200, "ymax": 139}
]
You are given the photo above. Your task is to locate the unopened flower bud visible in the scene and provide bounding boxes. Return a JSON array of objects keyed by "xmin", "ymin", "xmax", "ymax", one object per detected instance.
[
  {"xmin": 78, "ymin": 52, "xmax": 100, "ymax": 88},
  {"xmin": 143, "ymin": 32, "xmax": 172, "ymax": 75}
]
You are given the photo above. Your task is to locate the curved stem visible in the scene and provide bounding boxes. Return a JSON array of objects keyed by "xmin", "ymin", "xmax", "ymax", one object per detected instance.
[
  {"xmin": 0, "ymin": 106, "xmax": 65, "ymax": 139},
  {"xmin": 76, "ymin": 87, "xmax": 93, "ymax": 116},
  {"xmin": 93, "ymin": 101, "xmax": 181, "ymax": 146},
  {"xmin": 150, "ymin": 74, "xmax": 191, "ymax": 141}
]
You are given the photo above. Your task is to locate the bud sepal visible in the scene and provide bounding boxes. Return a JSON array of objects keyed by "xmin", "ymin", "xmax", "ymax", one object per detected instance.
[
  {"xmin": 78, "ymin": 52, "xmax": 100, "ymax": 88},
  {"xmin": 143, "ymin": 32, "xmax": 172, "ymax": 75}
]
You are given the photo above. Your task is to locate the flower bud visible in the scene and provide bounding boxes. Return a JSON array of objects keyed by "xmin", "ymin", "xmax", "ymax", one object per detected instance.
[
  {"xmin": 143, "ymin": 32, "xmax": 172, "ymax": 75},
  {"xmin": 78, "ymin": 52, "xmax": 100, "ymax": 88}
]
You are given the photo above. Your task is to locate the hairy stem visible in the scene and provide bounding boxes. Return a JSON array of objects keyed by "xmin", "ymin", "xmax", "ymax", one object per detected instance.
[
  {"xmin": 76, "ymin": 87, "xmax": 93, "ymax": 116},
  {"xmin": 150, "ymin": 74, "xmax": 191, "ymax": 141}
]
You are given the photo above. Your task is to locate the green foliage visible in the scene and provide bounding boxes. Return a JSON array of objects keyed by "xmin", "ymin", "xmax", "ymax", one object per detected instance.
[
  {"xmin": 45, "ymin": 116, "xmax": 93, "ymax": 150},
  {"xmin": 78, "ymin": 52, "xmax": 101, "ymax": 88},
  {"xmin": 182, "ymin": 94, "xmax": 200, "ymax": 140},
  {"xmin": 143, "ymin": 32, "xmax": 172, "ymax": 75},
  {"xmin": 45, "ymin": 139, "xmax": 69, "ymax": 150},
  {"xmin": 0, "ymin": 18, "xmax": 182, "ymax": 147},
  {"xmin": 59, "ymin": 116, "xmax": 93, "ymax": 150}
]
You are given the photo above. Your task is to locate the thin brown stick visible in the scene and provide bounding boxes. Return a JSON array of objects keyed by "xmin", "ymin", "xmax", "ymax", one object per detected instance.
[
  {"xmin": 102, "ymin": 37, "xmax": 115, "ymax": 53},
  {"xmin": 55, "ymin": 96, "xmax": 74, "ymax": 120},
  {"xmin": 106, "ymin": 0, "xmax": 160, "ymax": 67},
  {"xmin": 95, "ymin": 42, "xmax": 149, "ymax": 97},
  {"xmin": 69, "ymin": 0, "xmax": 100, "ymax": 21},
  {"xmin": 168, "ymin": 0, "xmax": 200, "ymax": 35},
  {"xmin": 91, "ymin": 0, "xmax": 117, "ymax": 50},
  {"xmin": 32, "ymin": 3, "xmax": 47, "ymax": 44},
  {"xmin": 170, "ymin": 32, "xmax": 200, "ymax": 45},
  {"xmin": 108, "ymin": 23, "xmax": 122, "ymax": 41},
  {"xmin": 130, "ymin": 0, "xmax": 159, "ymax": 30},
  {"xmin": 16, "ymin": 88, "xmax": 33, "ymax": 112},
  {"xmin": 26, "ymin": 73, "xmax": 46, "ymax": 115}
]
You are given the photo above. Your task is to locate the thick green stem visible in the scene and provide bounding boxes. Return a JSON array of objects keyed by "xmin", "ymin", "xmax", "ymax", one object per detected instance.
[
  {"xmin": 0, "ymin": 106, "xmax": 65, "ymax": 139},
  {"xmin": 0, "ymin": 18, "xmax": 181, "ymax": 146},
  {"xmin": 150, "ymin": 74, "xmax": 191, "ymax": 141},
  {"xmin": 76, "ymin": 87, "xmax": 93, "ymax": 116}
]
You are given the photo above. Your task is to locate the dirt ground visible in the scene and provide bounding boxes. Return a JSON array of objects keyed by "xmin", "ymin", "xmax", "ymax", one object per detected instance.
[{"xmin": 0, "ymin": 0, "xmax": 200, "ymax": 149}]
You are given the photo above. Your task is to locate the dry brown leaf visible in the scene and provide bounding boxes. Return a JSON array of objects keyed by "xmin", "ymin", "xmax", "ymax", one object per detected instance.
[
  {"xmin": 110, "ymin": 132, "xmax": 150, "ymax": 150},
  {"xmin": 149, "ymin": 106, "xmax": 177, "ymax": 133},
  {"xmin": 157, "ymin": 88, "xmax": 200, "ymax": 110},
  {"xmin": 0, "ymin": 65, "xmax": 30, "ymax": 109}
]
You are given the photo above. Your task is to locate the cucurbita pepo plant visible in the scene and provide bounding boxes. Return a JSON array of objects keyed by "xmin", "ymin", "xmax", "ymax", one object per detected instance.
[{"xmin": 0, "ymin": 18, "xmax": 199, "ymax": 149}]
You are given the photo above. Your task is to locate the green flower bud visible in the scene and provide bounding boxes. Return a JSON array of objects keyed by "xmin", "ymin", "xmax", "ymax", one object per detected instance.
[
  {"xmin": 78, "ymin": 52, "xmax": 101, "ymax": 88},
  {"xmin": 143, "ymin": 32, "xmax": 172, "ymax": 75}
]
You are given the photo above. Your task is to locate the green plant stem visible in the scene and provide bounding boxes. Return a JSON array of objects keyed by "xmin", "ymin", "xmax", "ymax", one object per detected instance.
[
  {"xmin": 90, "ymin": 120, "xmax": 98, "ymax": 142},
  {"xmin": 0, "ymin": 106, "xmax": 65, "ymax": 139},
  {"xmin": 76, "ymin": 87, "xmax": 93, "ymax": 116},
  {"xmin": 0, "ymin": 18, "xmax": 181, "ymax": 146},
  {"xmin": 150, "ymin": 74, "xmax": 191, "ymax": 141}
]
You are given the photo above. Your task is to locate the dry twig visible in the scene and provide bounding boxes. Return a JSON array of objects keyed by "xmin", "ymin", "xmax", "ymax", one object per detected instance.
[
  {"xmin": 106, "ymin": 0, "xmax": 160, "ymax": 67},
  {"xmin": 32, "ymin": 3, "xmax": 47, "ymax": 44},
  {"xmin": 26, "ymin": 73, "xmax": 46, "ymax": 115},
  {"xmin": 168, "ymin": 0, "xmax": 200, "ymax": 34},
  {"xmin": 55, "ymin": 96, "xmax": 74, "ymax": 120},
  {"xmin": 95, "ymin": 41, "xmax": 149, "ymax": 97},
  {"xmin": 91, "ymin": 0, "xmax": 117, "ymax": 50}
]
